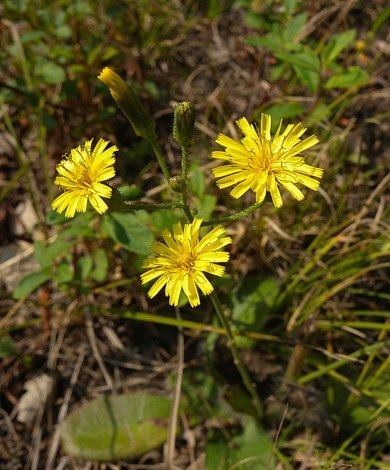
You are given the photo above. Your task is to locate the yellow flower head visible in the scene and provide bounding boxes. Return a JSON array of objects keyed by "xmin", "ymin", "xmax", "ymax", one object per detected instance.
[
  {"xmin": 212, "ymin": 114, "xmax": 323, "ymax": 208},
  {"xmin": 51, "ymin": 139, "xmax": 117, "ymax": 218},
  {"xmin": 141, "ymin": 218, "xmax": 231, "ymax": 307}
]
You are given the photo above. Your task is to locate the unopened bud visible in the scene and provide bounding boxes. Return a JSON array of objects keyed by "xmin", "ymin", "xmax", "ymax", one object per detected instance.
[
  {"xmin": 169, "ymin": 176, "xmax": 185, "ymax": 192},
  {"xmin": 173, "ymin": 102, "xmax": 196, "ymax": 147},
  {"xmin": 98, "ymin": 67, "xmax": 155, "ymax": 141}
]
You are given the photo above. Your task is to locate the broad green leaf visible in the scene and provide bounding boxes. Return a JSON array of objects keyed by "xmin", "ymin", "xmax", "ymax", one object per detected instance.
[
  {"xmin": 282, "ymin": 13, "xmax": 307, "ymax": 44},
  {"xmin": 55, "ymin": 25, "xmax": 72, "ymax": 39},
  {"xmin": 306, "ymin": 101, "xmax": 331, "ymax": 125},
  {"xmin": 91, "ymin": 249, "xmax": 109, "ymax": 282},
  {"xmin": 264, "ymin": 103, "xmax": 305, "ymax": 131},
  {"xmin": 293, "ymin": 65, "xmax": 320, "ymax": 91},
  {"xmin": 13, "ymin": 271, "xmax": 51, "ymax": 300},
  {"xmin": 274, "ymin": 48, "xmax": 321, "ymax": 73},
  {"xmin": 0, "ymin": 336, "xmax": 16, "ymax": 358},
  {"xmin": 322, "ymin": 30, "xmax": 356, "ymax": 65},
  {"xmin": 104, "ymin": 212, "xmax": 153, "ymax": 255},
  {"xmin": 77, "ymin": 255, "xmax": 93, "ymax": 281},
  {"xmin": 189, "ymin": 164, "xmax": 205, "ymax": 198},
  {"xmin": 325, "ymin": 66, "xmax": 369, "ymax": 89},
  {"xmin": 206, "ymin": 417, "xmax": 275, "ymax": 469},
  {"xmin": 244, "ymin": 12, "xmax": 266, "ymax": 30},
  {"xmin": 274, "ymin": 48, "xmax": 320, "ymax": 91},
  {"xmin": 284, "ymin": 0, "xmax": 299, "ymax": 14},
  {"xmin": 271, "ymin": 64, "xmax": 290, "ymax": 83},
  {"xmin": 36, "ymin": 61, "xmax": 66, "ymax": 85},
  {"xmin": 60, "ymin": 213, "xmax": 96, "ymax": 238},
  {"xmin": 34, "ymin": 239, "xmax": 74, "ymax": 268},
  {"xmin": 245, "ymin": 32, "xmax": 284, "ymax": 51},
  {"xmin": 150, "ymin": 210, "xmax": 181, "ymax": 232},
  {"xmin": 54, "ymin": 262, "xmax": 74, "ymax": 283},
  {"xmin": 61, "ymin": 393, "xmax": 173, "ymax": 461},
  {"xmin": 194, "ymin": 194, "xmax": 217, "ymax": 220},
  {"xmin": 232, "ymin": 275, "xmax": 280, "ymax": 349}
]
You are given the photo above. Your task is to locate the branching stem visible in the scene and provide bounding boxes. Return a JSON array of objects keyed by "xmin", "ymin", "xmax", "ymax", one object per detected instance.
[{"xmin": 203, "ymin": 202, "xmax": 263, "ymax": 226}]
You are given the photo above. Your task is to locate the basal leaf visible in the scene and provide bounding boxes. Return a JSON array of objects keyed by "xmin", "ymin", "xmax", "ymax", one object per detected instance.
[
  {"xmin": 61, "ymin": 393, "xmax": 173, "ymax": 461},
  {"xmin": 13, "ymin": 270, "xmax": 51, "ymax": 300}
]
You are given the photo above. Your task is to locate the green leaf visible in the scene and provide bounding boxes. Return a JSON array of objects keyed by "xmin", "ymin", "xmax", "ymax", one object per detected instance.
[
  {"xmin": 150, "ymin": 210, "xmax": 181, "ymax": 232},
  {"xmin": 189, "ymin": 164, "xmax": 205, "ymax": 198},
  {"xmin": 36, "ymin": 61, "xmax": 66, "ymax": 85},
  {"xmin": 325, "ymin": 66, "xmax": 369, "ymax": 89},
  {"xmin": 282, "ymin": 13, "xmax": 307, "ymax": 44},
  {"xmin": 61, "ymin": 393, "xmax": 173, "ymax": 461},
  {"xmin": 13, "ymin": 271, "xmax": 51, "ymax": 300},
  {"xmin": 206, "ymin": 417, "xmax": 275, "ymax": 469},
  {"xmin": 274, "ymin": 48, "xmax": 321, "ymax": 73},
  {"xmin": 264, "ymin": 103, "xmax": 305, "ymax": 131},
  {"xmin": 322, "ymin": 29, "xmax": 356, "ymax": 65},
  {"xmin": 293, "ymin": 65, "xmax": 320, "ymax": 91},
  {"xmin": 0, "ymin": 336, "xmax": 17, "ymax": 358},
  {"xmin": 54, "ymin": 262, "xmax": 74, "ymax": 283},
  {"xmin": 274, "ymin": 48, "xmax": 321, "ymax": 91},
  {"xmin": 232, "ymin": 275, "xmax": 279, "ymax": 349},
  {"xmin": 77, "ymin": 255, "xmax": 93, "ymax": 281},
  {"xmin": 306, "ymin": 102, "xmax": 331, "ymax": 126},
  {"xmin": 104, "ymin": 212, "xmax": 153, "ymax": 255},
  {"xmin": 34, "ymin": 239, "xmax": 74, "ymax": 268},
  {"xmin": 245, "ymin": 32, "xmax": 284, "ymax": 51},
  {"xmin": 91, "ymin": 249, "xmax": 109, "ymax": 282},
  {"xmin": 194, "ymin": 194, "xmax": 217, "ymax": 220}
]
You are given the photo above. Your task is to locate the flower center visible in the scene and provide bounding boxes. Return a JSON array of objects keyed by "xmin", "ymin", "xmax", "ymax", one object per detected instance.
[
  {"xmin": 247, "ymin": 138, "xmax": 273, "ymax": 173},
  {"xmin": 177, "ymin": 252, "xmax": 196, "ymax": 272},
  {"xmin": 74, "ymin": 164, "xmax": 94, "ymax": 189}
]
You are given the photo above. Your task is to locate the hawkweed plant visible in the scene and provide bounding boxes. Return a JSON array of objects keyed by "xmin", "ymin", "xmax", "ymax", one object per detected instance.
[{"xmin": 51, "ymin": 67, "xmax": 324, "ymax": 419}]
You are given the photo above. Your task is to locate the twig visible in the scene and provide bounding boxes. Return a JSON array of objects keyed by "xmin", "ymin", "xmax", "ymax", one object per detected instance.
[
  {"xmin": 44, "ymin": 351, "xmax": 85, "ymax": 470},
  {"xmin": 86, "ymin": 312, "xmax": 114, "ymax": 389}
]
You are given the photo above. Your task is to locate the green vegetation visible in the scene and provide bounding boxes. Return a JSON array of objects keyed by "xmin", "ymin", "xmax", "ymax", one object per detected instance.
[{"xmin": 1, "ymin": 0, "xmax": 388, "ymax": 468}]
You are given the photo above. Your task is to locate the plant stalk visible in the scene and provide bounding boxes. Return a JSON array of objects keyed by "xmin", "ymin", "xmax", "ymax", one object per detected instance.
[
  {"xmin": 203, "ymin": 202, "xmax": 263, "ymax": 226},
  {"xmin": 180, "ymin": 146, "xmax": 193, "ymax": 222},
  {"xmin": 210, "ymin": 291, "xmax": 262, "ymax": 419},
  {"xmin": 149, "ymin": 138, "xmax": 172, "ymax": 186}
]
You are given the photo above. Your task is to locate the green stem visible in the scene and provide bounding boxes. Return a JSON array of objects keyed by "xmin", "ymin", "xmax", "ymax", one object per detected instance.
[
  {"xmin": 203, "ymin": 203, "xmax": 262, "ymax": 226},
  {"xmin": 148, "ymin": 138, "xmax": 172, "ymax": 186},
  {"xmin": 210, "ymin": 292, "xmax": 263, "ymax": 419},
  {"xmin": 180, "ymin": 146, "xmax": 193, "ymax": 222},
  {"xmin": 124, "ymin": 202, "xmax": 183, "ymax": 211}
]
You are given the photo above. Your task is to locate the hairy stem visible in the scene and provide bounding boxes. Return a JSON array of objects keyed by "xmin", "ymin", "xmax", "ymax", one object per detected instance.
[
  {"xmin": 203, "ymin": 202, "xmax": 263, "ymax": 226},
  {"xmin": 149, "ymin": 138, "xmax": 172, "ymax": 186},
  {"xmin": 180, "ymin": 146, "xmax": 193, "ymax": 222}
]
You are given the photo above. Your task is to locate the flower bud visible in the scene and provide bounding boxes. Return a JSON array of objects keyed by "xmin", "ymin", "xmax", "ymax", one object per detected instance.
[
  {"xmin": 98, "ymin": 67, "xmax": 155, "ymax": 141},
  {"xmin": 169, "ymin": 176, "xmax": 185, "ymax": 192},
  {"xmin": 173, "ymin": 102, "xmax": 196, "ymax": 147}
]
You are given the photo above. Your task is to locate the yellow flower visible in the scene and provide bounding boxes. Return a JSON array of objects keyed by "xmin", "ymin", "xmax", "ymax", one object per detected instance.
[
  {"xmin": 141, "ymin": 218, "xmax": 231, "ymax": 307},
  {"xmin": 52, "ymin": 139, "xmax": 117, "ymax": 218},
  {"xmin": 212, "ymin": 114, "xmax": 323, "ymax": 208}
]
